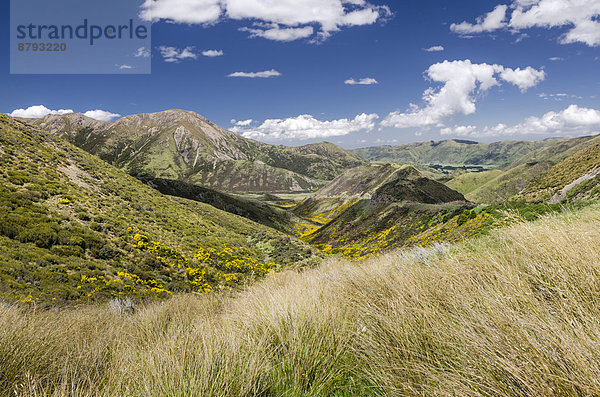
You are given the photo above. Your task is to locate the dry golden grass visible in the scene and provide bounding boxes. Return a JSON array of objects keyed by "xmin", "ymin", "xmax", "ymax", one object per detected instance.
[{"xmin": 3, "ymin": 206, "xmax": 600, "ymax": 396}]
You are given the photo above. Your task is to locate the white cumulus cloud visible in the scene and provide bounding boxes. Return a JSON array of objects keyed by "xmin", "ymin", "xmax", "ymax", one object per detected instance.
[
  {"xmin": 227, "ymin": 69, "xmax": 281, "ymax": 78},
  {"xmin": 499, "ymin": 66, "xmax": 546, "ymax": 92},
  {"xmin": 240, "ymin": 25, "xmax": 315, "ymax": 42},
  {"xmin": 202, "ymin": 49, "xmax": 224, "ymax": 57},
  {"xmin": 158, "ymin": 46, "xmax": 198, "ymax": 63},
  {"xmin": 441, "ymin": 105, "xmax": 600, "ymax": 137},
  {"xmin": 345, "ymin": 77, "xmax": 378, "ymax": 85},
  {"xmin": 135, "ymin": 47, "xmax": 151, "ymax": 57},
  {"xmin": 10, "ymin": 105, "xmax": 73, "ymax": 119},
  {"xmin": 232, "ymin": 113, "xmax": 379, "ymax": 140},
  {"xmin": 83, "ymin": 110, "xmax": 122, "ymax": 122},
  {"xmin": 424, "ymin": 45, "xmax": 445, "ymax": 52},
  {"xmin": 9, "ymin": 106, "xmax": 121, "ymax": 122},
  {"xmin": 381, "ymin": 60, "xmax": 545, "ymax": 129},
  {"xmin": 139, "ymin": 0, "xmax": 392, "ymax": 42},
  {"xmin": 231, "ymin": 119, "xmax": 254, "ymax": 126},
  {"xmin": 139, "ymin": 0, "xmax": 223, "ymax": 24},
  {"xmin": 452, "ymin": 0, "xmax": 600, "ymax": 47},
  {"xmin": 451, "ymin": 5, "xmax": 508, "ymax": 34}
]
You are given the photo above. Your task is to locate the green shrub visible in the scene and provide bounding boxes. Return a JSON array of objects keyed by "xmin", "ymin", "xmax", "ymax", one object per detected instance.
[
  {"xmin": 6, "ymin": 170, "xmax": 30, "ymax": 185},
  {"xmin": 457, "ymin": 209, "xmax": 476, "ymax": 225},
  {"xmin": 95, "ymin": 246, "xmax": 119, "ymax": 260},
  {"xmin": 17, "ymin": 225, "xmax": 58, "ymax": 248},
  {"xmin": 51, "ymin": 245, "xmax": 84, "ymax": 257}
]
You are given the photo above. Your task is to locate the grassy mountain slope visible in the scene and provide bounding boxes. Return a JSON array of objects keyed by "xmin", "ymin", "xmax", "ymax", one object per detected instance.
[
  {"xmin": 34, "ymin": 111, "xmax": 364, "ymax": 193},
  {"xmin": 5, "ymin": 206, "xmax": 600, "ymax": 396},
  {"xmin": 306, "ymin": 201, "xmax": 477, "ymax": 258},
  {"xmin": 464, "ymin": 161, "xmax": 555, "ymax": 203},
  {"xmin": 352, "ymin": 138, "xmax": 564, "ymax": 168},
  {"xmin": 316, "ymin": 163, "xmax": 466, "ymax": 203},
  {"xmin": 445, "ymin": 169, "xmax": 504, "ymax": 195},
  {"xmin": 0, "ymin": 115, "xmax": 321, "ymax": 304},
  {"xmin": 294, "ymin": 165, "xmax": 471, "ymax": 258},
  {"xmin": 519, "ymin": 139, "xmax": 600, "ymax": 203},
  {"xmin": 138, "ymin": 176, "xmax": 298, "ymax": 233},
  {"xmin": 460, "ymin": 135, "xmax": 600, "ymax": 203}
]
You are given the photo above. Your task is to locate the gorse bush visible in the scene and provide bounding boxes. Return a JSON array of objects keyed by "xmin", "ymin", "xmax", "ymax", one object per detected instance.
[{"xmin": 3, "ymin": 207, "xmax": 600, "ymax": 395}]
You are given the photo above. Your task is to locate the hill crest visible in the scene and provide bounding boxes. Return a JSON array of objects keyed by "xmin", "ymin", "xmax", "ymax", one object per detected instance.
[{"xmin": 316, "ymin": 163, "xmax": 466, "ymax": 204}]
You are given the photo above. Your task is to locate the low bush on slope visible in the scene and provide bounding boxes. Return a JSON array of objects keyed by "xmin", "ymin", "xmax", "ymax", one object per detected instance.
[{"xmin": 3, "ymin": 206, "xmax": 600, "ymax": 395}]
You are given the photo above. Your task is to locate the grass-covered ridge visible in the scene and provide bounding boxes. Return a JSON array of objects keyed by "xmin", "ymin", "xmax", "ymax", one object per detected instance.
[
  {"xmin": 137, "ymin": 176, "xmax": 299, "ymax": 233},
  {"xmin": 292, "ymin": 163, "xmax": 474, "ymax": 259},
  {"xmin": 351, "ymin": 138, "xmax": 566, "ymax": 169},
  {"xmin": 0, "ymin": 115, "xmax": 321, "ymax": 304},
  {"xmin": 445, "ymin": 169, "xmax": 504, "ymax": 196},
  {"xmin": 3, "ymin": 206, "xmax": 600, "ymax": 395},
  {"xmin": 444, "ymin": 134, "xmax": 600, "ymax": 204},
  {"xmin": 520, "ymin": 140, "xmax": 600, "ymax": 203},
  {"xmin": 290, "ymin": 163, "xmax": 571, "ymax": 260}
]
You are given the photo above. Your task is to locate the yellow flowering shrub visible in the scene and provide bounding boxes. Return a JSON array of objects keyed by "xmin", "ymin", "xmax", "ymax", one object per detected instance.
[{"xmin": 127, "ymin": 230, "xmax": 279, "ymax": 295}]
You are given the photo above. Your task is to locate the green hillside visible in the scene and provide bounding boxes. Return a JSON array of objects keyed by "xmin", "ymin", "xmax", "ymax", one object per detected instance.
[
  {"xmin": 458, "ymin": 135, "xmax": 600, "ymax": 203},
  {"xmin": 465, "ymin": 162, "xmax": 549, "ymax": 203},
  {"xmin": 372, "ymin": 166, "xmax": 467, "ymax": 204},
  {"xmin": 352, "ymin": 138, "xmax": 564, "ymax": 169},
  {"xmin": 292, "ymin": 164, "xmax": 473, "ymax": 258},
  {"xmin": 306, "ymin": 201, "xmax": 477, "ymax": 258},
  {"xmin": 519, "ymin": 140, "xmax": 600, "ymax": 203},
  {"xmin": 445, "ymin": 169, "xmax": 504, "ymax": 195},
  {"xmin": 138, "ymin": 176, "xmax": 298, "ymax": 233},
  {"xmin": 33, "ymin": 111, "xmax": 364, "ymax": 193},
  {"xmin": 0, "ymin": 115, "xmax": 321, "ymax": 304}
]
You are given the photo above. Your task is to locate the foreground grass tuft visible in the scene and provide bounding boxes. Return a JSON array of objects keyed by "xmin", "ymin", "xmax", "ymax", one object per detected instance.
[{"xmin": 3, "ymin": 207, "xmax": 600, "ymax": 396}]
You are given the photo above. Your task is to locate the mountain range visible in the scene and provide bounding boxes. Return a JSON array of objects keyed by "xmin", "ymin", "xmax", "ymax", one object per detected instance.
[
  {"xmin": 352, "ymin": 138, "xmax": 567, "ymax": 170},
  {"xmin": 5, "ymin": 108, "xmax": 600, "ymax": 302},
  {"xmin": 32, "ymin": 110, "xmax": 364, "ymax": 193},
  {"xmin": 445, "ymin": 134, "xmax": 600, "ymax": 203}
]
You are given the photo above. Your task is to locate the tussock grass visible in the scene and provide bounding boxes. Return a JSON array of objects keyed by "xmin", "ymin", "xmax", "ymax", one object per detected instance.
[{"xmin": 3, "ymin": 207, "xmax": 600, "ymax": 396}]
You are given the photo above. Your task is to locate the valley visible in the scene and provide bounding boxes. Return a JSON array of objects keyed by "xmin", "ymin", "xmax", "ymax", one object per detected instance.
[
  {"xmin": 5, "ymin": 0, "xmax": 600, "ymax": 393},
  {"xmin": 3, "ymin": 110, "xmax": 600, "ymax": 396},
  {"xmin": 5, "ymin": 0, "xmax": 600, "ymax": 392},
  {"xmin": 3, "ymin": 110, "xmax": 599, "ymax": 305}
]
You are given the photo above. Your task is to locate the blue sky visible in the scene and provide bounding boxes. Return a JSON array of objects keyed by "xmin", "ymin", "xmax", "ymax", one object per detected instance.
[{"xmin": 2, "ymin": 0, "xmax": 599, "ymax": 148}]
